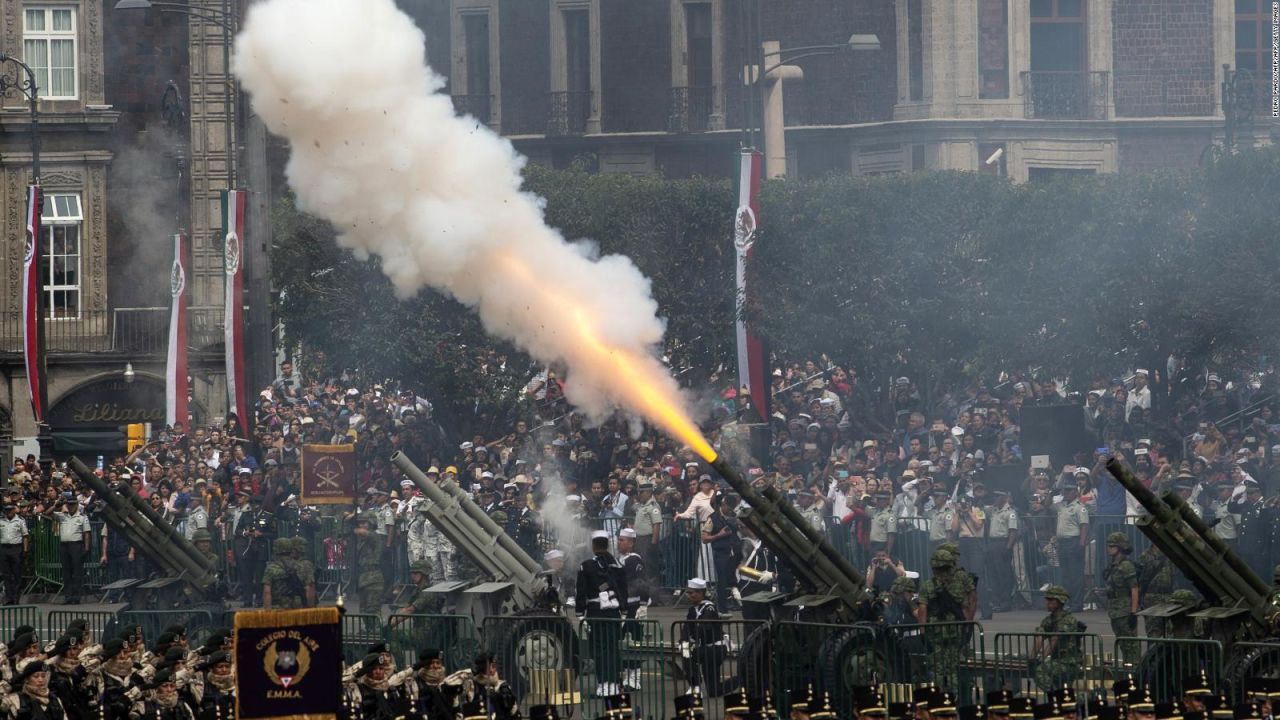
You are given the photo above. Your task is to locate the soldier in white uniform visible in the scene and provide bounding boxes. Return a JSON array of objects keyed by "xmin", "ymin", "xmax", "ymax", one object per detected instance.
[{"xmin": 0, "ymin": 504, "xmax": 28, "ymax": 606}]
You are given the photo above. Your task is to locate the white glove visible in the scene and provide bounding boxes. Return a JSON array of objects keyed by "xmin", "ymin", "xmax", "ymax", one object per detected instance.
[
  {"xmin": 125, "ymin": 687, "xmax": 142, "ymax": 702},
  {"xmin": 759, "ymin": 571, "xmax": 775, "ymax": 584},
  {"xmin": 565, "ymin": 597, "xmax": 575, "ymax": 608},
  {"xmin": 635, "ymin": 605, "xmax": 648, "ymax": 620},
  {"xmin": 679, "ymin": 641, "xmax": 692, "ymax": 659}
]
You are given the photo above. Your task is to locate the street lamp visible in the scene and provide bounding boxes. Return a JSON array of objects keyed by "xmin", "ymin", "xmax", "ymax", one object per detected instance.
[
  {"xmin": 752, "ymin": 33, "xmax": 881, "ymax": 178},
  {"xmin": 0, "ymin": 54, "xmax": 40, "ymax": 183}
]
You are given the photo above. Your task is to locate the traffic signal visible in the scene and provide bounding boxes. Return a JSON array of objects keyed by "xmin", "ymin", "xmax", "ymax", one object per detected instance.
[{"xmin": 126, "ymin": 423, "xmax": 146, "ymax": 453}]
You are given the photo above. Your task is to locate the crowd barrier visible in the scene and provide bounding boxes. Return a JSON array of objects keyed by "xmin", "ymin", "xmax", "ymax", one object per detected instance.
[{"xmin": 991, "ymin": 631, "xmax": 1108, "ymax": 700}]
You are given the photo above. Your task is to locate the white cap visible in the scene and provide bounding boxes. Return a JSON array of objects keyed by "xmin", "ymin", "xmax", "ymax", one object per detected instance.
[
  {"xmin": 565, "ymin": 494, "xmax": 581, "ymax": 503},
  {"xmin": 904, "ymin": 570, "xmax": 920, "ymax": 579},
  {"xmin": 460, "ymin": 442, "xmax": 474, "ymax": 451},
  {"xmin": 1135, "ymin": 369, "xmax": 1149, "ymax": 376},
  {"xmin": 400, "ymin": 479, "xmax": 413, "ymax": 487},
  {"xmin": 481, "ymin": 471, "xmax": 494, "ymax": 479},
  {"xmin": 1134, "ymin": 448, "xmax": 1149, "ymax": 456},
  {"xmin": 1137, "ymin": 438, "xmax": 1152, "ymax": 447},
  {"xmin": 686, "ymin": 578, "xmax": 707, "ymax": 590},
  {"xmin": 618, "ymin": 528, "xmax": 637, "ymax": 539},
  {"xmin": 238, "ymin": 467, "xmax": 252, "ymax": 475},
  {"xmin": 590, "ymin": 530, "xmax": 609, "ymax": 541},
  {"xmin": 544, "ymin": 549, "xmax": 564, "ymax": 561}
]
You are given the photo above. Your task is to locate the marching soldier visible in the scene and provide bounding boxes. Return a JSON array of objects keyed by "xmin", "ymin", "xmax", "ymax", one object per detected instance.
[
  {"xmin": 355, "ymin": 653, "xmax": 396, "ymax": 720},
  {"xmin": 0, "ymin": 504, "xmax": 27, "ymax": 606},
  {"xmin": 352, "ymin": 513, "xmax": 385, "ymax": 618},
  {"xmin": 1103, "ymin": 533, "xmax": 1140, "ymax": 664},
  {"xmin": 3, "ymin": 661, "xmax": 67, "ymax": 720},
  {"xmin": 193, "ymin": 651, "xmax": 234, "ymax": 720},
  {"xmin": 575, "ymin": 530, "xmax": 627, "ymax": 696},
  {"xmin": 1031, "ymin": 585, "xmax": 1084, "ymax": 691},
  {"xmin": 985, "ymin": 489, "xmax": 1018, "ymax": 613},
  {"xmin": 408, "ymin": 648, "xmax": 457, "ymax": 720},
  {"xmin": 1181, "ymin": 670, "xmax": 1214, "ymax": 714},
  {"xmin": 680, "ymin": 578, "xmax": 724, "ymax": 697},
  {"xmin": 1138, "ymin": 543, "xmax": 1173, "ymax": 637},
  {"xmin": 46, "ymin": 635, "xmax": 91, "ymax": 720},
  {"xmin": 99, "ymin": 638, "xmax": 143, "ymax": 720},
  {"xmin": 464, "ymin": 653, "xmax": 518, "ymax": 720},
  {"xmin": 263, "ymin": 538, "xmax": 316, "ymax": 610}
]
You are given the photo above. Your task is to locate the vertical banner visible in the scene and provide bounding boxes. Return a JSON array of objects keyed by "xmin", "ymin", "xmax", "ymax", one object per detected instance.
[
  {"xmin": 166, "ymin": 232, "xmax": 189, "ymax": 428},
  {"xmin": 734, "ymin": 150, "xmax": 768, "ymax": 421},
  {"xmin": 299, "ymin": 444, "xmax": 356, "ymax": 504},
  {"xmin": 22, "ymin": 184, "xmax": 43, "ymax": 422},
  {"xmin": 223, "ymin": 190, "xmax": 248, "ymax": 423},
  {"xmin": 234, "ymin": 607, "xmax": 342, "ymax": 720}
]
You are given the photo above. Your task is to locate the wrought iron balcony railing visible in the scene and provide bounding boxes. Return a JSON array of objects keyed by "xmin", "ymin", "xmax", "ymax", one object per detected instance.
[
  {"xmin": 667, "ymin": 86, "xmax": 714, "ymax": 133},
  {"xmin": 0, "ymin": 307, "xmax": 225, "ymax": 356},
  {"xmin": 546, "ymin": 91, "xmax": 592, "ymax": 136},
  {"xmin": 1021, "ymin": 71, "xmax": 1110, "ymax": 120}
]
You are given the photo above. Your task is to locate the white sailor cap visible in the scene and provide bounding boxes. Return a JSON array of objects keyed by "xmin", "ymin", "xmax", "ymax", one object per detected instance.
[
  {"xmin": 590, "ymin": 530, "xmax": 609, "ymax": 541},
  {"xmin": 618, "ymin": 528, "xmax": 637, "ymax": 539},
  {"xmin": 544, "ymin": 549, "xmax": 564, "ymax": 561},
  {"xmin": 686, "ymin": 578, "xmax": 707, "ymax": 590}
]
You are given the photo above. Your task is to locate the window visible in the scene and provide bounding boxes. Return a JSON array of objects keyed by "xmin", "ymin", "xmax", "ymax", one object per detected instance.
[
  {"xmin": 907, "ymin": 0, "xmax": 923, "ymax": 101},
  {"xmin": 563, "ymin": 8, "xmax": 591, "ymax": 94},
  {"xmin": 685, "ymin": 2, "xmax": 713, "ymax": 88},
  {"xmin": 978, "ymin": 0, "xmax": 1009, "ymax": 99},
  {"xmin": 23, "ymin": 7, "xmax": 77, "ymax": 100},
  {"xmin": 459, "ymin": 12, "xmax": 492, "ymax": 123},
  {"xmin": 40, "ymin": 193, "xmax": 82, "ymax": 318},
  {"xmin": 1030, "ymin": 0, "xmax": 1085, "ymax": 73},
  {"xmin": 1235, "ymin": 0, "xmax": 1274, "ymax": 76}
]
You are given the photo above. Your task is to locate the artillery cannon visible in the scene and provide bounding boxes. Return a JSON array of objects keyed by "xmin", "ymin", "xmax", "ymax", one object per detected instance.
[
  {"xmin": 66, "ymin": 456, "xmax": 225, "ymax": 626},
  {"xmin": 391, "ymin": 452, "xmax": 572, "ymax": 697},
  {"xmin": 1104, "ymin": 457, "xmax": 1280, "ymax": 689}
]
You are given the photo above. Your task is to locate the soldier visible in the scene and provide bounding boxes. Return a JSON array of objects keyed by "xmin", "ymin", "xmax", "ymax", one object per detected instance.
[
  {"xmin": 680, "ymin": 578, "xmax": 724, "ymax": 697},
  {"xmin": 183, "ymin": 496, "xmax": 208, "ymax": 544},
  {"xmin": 917, "ymin": 547, "xmax": 975, "ymax": 688},
  {"xmin": 1050, "ymin": 687, "xmax": 1078, "ymax": 720},
  {"xmin": 1126, "ymin": 688, "xmax": 1155, "ymax": 720},
  {"xmin": 1234, "ymin": 481, "xmax": 1269, "ymax": 582},
  {"xmin": 263, "ymin": 538, "xmax": 316, "ymax": 609},
  {"xmin": 421, "ymin": 475, "xmax": 457, "ymax": 584},
  {"xmin": 985, "ymin": 489, "xmax": 1019, "ymax": 613},
  {"xmin": 352, "ymin": 513, "xmax": 385, "ymax": 618},
  {"xmin": 194, "ymin": 651, "xmax": 234, "ymax": 720},
  {"xmin": 99, "ymin": 638, "xmax": 143, "ymax": 720},
  {"xmin": 510, "ymin": 492, "xmax": 542, "ymax": 563},
  {"xmin": 1138, "ymin": 543, "xmax": 1173, "ymax": 637},
  {"xmin": 883, "ymin": 576, "xmax": 920, "ymax": 626},
  {"xmin": 408, "ymin": 648, "xmax": 456, "ymax": 720},
  {"xmin": 927, "ymin": 490, "xmax": 955, "ymax": 554},
  {"xmin": 234, "ymin": 495, "xmax": 271, "ymax": 606},
  {"xmin": 190, "ymin": 530, "xmax": 217, "ymax": 569},
  {"xmin": 1210, "ymin": 481, "xmax": 1239, "ymax": 553},
  {"xmin": 47, "ymin": 634, "xmax": 92, "ymax": 720},
  {"xmin": 3, "ymin": 661, "xmax": 68, "ymax": 720},
  {"xmin": 576, "ymin": 530, "xmax": 627, "ymax": 696},
  {"xmin": 617, "ymin": 527, "xmax": 649, "ymax": 690},
  {"xmin": 1103, "ymin": 533, "xmax": 1140, "ymax": 664},
  {"xmin": 0, "ymin": 504, "xmax": 27, "ymax": 606},
  {"xmin": 951, "ymin": 494, "xmax": 987, "ymax": 618},
  {"xmin": 737, "ymin": 524, "xmax": 776, "ymax": 599},
  {"xmin": 703, "ymin": 494, "xmax": 740, "ymax": 612},
  {"xmin": 1181, "ymin": 671, "xmax": 1214, "ymax": 714},
  {"xmin": 1053, "ymin": 485, "xmax": 1090, "ymax": 613},
  {"xmin": 465, "ymin": 653, "xmax": 518, "ymax": 720},
  {"xmin": 986, "ymin": 690, "xmax": 1013, "ymax": 720},
  {"xmin": 355, "ymin": 653, "xmax": 396, "ymax": 719},
  {"xmin": 869, "ymin": 491, "xmax": 897, "ymax": 556},
  {"xmin": 405, "ymin": 485, "xmax": 430, "ymax": 566},
  {"xmin": 53, "ymin": 495, "xmax": 91, "ymax": 605},
  {"xmin": 1031, "ymin": 585, "xmax": 1084, "ymax": 691},
  {"xmin": 393, "ymin": 559, "xmax": 443, "ymax": 619},
  {"xmin": 788, "ymin": 686, "xmax": 814, "ymax": 720},
  {"xmin": 632, "ymin": 482, "xmax": 664, "ymax": 595}
]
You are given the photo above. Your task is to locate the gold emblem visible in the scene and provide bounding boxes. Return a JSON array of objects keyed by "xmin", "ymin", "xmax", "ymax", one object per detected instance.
[
  {"xmin": 264, "ymin": 640, "xmax": 311, "ymax": 689},
  {"xmin": 313, "ymin": 456, "xmax": 344, "ymax": 490}
]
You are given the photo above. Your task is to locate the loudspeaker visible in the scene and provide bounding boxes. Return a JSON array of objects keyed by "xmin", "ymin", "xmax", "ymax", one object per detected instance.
[{"xmin": 1019, "ymin": 405, "xmax": 1094, "ymax": 467}]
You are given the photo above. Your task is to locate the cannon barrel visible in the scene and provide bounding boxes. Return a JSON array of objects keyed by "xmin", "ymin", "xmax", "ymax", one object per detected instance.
[
  {"xmin": 1105, "ymin": 457, "xmax": 1272, "ymax": 634},
  {"xmin": 68, "ymin": 456, "xmax": 218, "ymax": 591},
  {"xmin": 391, "ymin": 452, "xmax": 545, "ymax": 607},
  {"xmin": 709, "ymin": 456, "xmax": 867, "ymax": 615}
]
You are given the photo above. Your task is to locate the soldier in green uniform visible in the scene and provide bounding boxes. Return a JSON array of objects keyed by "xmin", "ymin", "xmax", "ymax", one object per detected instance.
[
  {"xmin": 1164, "ymin": 589, "xmax": 1204, "ymax": 639},
  {"xmin": 395, "ymin": 560, "xmax": 443, "ymax": 616},
  {"xmin": 352, "ymin": 513, "xmax": 385, "ymax": 618},
  {"xmin": 263, "ymin": 537, "xmax": 316, "ymax": 609},
  {"xmin": 1032, "ymin": 585, "xmax": 1084, "ymax": 692},
  {"xmin": 1138, "ymin": 543, "xmax": 1173, "ymax": 637},
  {"xmin": 1104, "ymin": 532, "xmax": 1139, "ymax": 664},
  {"xmin": 917, "ymin": 547, "xmax": 975, "ymax": 688},
  {"xmin": 869, "ymin": 491, "xmax": 897, "ymax": 555}
]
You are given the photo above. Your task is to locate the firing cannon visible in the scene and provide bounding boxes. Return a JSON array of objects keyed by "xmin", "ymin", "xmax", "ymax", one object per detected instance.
[
  {"xmin": 1104, "ymin": 457, "xmax": 1280, "ymax": 689},
  {"xmin": 66, "ymin": 456, "xmax": 224, "ymax": 624},
  {"xmin": 391, "ymin": 452, "xmax": 573, "ymax": 698}
]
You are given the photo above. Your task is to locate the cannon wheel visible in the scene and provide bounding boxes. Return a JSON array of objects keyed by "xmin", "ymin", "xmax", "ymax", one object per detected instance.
[
  {"xmin": 737, "ymin": 624, "xmax": 772, "ymax": 698},
  {"xmin": 820, "ymin": 627, "xmax": 888, "ymax": 712},
  {"xmin": 1224, "ymin": 643, "xmax": 1280, "ymax": 696},
  {"xmin": 492, "ymin": 616, "xmax": 578, "ymax": 699}
]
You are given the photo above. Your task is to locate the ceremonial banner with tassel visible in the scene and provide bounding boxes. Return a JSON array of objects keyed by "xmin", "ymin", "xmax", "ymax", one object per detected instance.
[
  {"xmin": 235, "ymin": 606, "xmax": 342, "ymax": 720},
  {"xmin": 222, "ymin": 189, "xmax": 249, "ymax": 426},
  {"xmin": 166, "ymin": 232, "xmax": 189, "ymax": 428},
  {"xmin": 299, "ymin": 444, "xmax": 356, "ymax": 504}
]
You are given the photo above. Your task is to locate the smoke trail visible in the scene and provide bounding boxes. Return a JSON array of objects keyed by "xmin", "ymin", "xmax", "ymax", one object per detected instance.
[{"xmin": 234, "ymin": 0, "xmax": 713, "ymax": 456}]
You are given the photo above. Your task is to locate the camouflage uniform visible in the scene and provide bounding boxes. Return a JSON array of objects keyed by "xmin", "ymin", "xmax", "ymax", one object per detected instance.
[
  {"xmin": 354, "ymin": 514, "xmax": 385, "ymax": 617},
  {"xmin": 1104, "ymin": 533, "xmax": 1139, "ymax": 663},
  {"xmin": 1138, "ymin": 544, "xmax": 1173, "ymax": 637},
  {"xmin": 919, "ymin": 548, "xmax": 973, "ymax": 688},
  {"xmin": 1034, "ymin": 585, "xmax": 1084, "ymax": 691},
  {"xmin": 405, "ymin": 498, "xmax": 430, "ymax": 565},
  {"xmin": 264, "ymin": 538, "xmax": 315, "ymax": 609}
]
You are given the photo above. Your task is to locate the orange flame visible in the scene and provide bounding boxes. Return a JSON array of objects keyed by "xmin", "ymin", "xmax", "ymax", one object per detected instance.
[{"xmin": 492, "ymin": 252, "xmax": 718, "ymax": 463}]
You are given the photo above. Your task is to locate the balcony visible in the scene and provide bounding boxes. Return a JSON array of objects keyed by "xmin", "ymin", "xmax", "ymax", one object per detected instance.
[
  {"xmin": 1114, "ymin": 69, "xmax": 1215, "ymax": 117},
  {"xmin": 0, "ymin": 307, "xmax": 225, "ymax": 356},
  {"xmin": 668, "ymin": 86, "xmax": 714, "ymax": 133},
  {"xmin": 451, "ymin": 94, "xmax": 493, "ymax": 125},
  {"xmin": 547, "ymin": 91, "xmax": 592, "ymax": 136},
  {"xmin": 1021, "ymin": 71, "xmax": 1110, "ymax": 120}
]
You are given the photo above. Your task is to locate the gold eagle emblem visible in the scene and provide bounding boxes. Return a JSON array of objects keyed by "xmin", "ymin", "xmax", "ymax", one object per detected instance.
[{"xmin": 264, "ymin": 640, "xmax": 311, "ymax": 688}]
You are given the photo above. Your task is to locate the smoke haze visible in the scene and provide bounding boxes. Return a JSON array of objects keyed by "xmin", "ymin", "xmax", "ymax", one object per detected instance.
[{"xmin": 233, "ymin": 0, "xmax": 706, "ymax": 442}]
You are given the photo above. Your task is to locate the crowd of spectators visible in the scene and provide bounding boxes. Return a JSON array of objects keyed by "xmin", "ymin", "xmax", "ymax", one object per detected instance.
[{"xmin": 6, "ymin": 352, "xmax": 1280, "ymax": 620}]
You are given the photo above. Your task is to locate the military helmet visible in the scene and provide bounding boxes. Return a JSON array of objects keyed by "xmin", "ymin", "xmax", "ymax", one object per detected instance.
[
  {"xmin": 1169, "ymin": 589, "xmax": 1199, "ymax": 606},
  {"xmin": 930, "ymin": 547, "xmax": 956, "ymax": 569},
  {"xmin": 191, "ymin": 528, "xmax": 212, "ymax": 543},
  {"xmin": 1043, "ymin": 585, "xmax": 1070, "ymax": 603},
  {"xmin": 1106, "ymin": 532, "xmax": 1131, "ymax": 551},
  {"xmin": 1272, "ymin": 563, "xmax": 1280, "ymax": 583},
  {"xmin": 890, "ymin": 576, "xmax": 916, "ymax": 595},
  {"xmin": 409, "ymin": 559, "xmax": 432, "ymax": 576},
  {"xmin": 290, "ymin": 537, "xmax": 309, "ymax": 557},
  {"xmin": 489, "ymin": 510, "xmax": 509, "ymax": 525}
]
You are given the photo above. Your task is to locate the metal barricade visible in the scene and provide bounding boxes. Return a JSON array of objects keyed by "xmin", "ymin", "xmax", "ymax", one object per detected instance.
[
  {"xmin": 118, "ymin": 609, "xmax": 215, "ymax": 649},
  {"xmin": 1228, "ymin": 642, "xmax": 1280, "ymax": 699},
  {"xmin": 669, "ymin": 619, "xmax": 769, "ymax": 718},
  {"xmin": 772, "ymin": 621, "xmax": 879, "ymax": 716},
  {"xmin": 992, "ymin": 631, "xmax": 1107, "ymax": 699},
  {"xmin": 880, "ymin": 622, "xmax": 985, "ymax": 702},
  {"xmin": 315, "ymin": 516, "xmax": 348, "ymax": 598},
  {"xmin": 575, "ymin": 617, "xmax": 665, "ymax": 718},
  {"xmin": 661, "ymin": 519, "xmax": 700, "ymax": 593},
  {"xmin": 0, "ymin": 606, "xmax": 41, "ymax": 642},
  {"xmin": 1117, "ymin": 637, "xmax": 1222, "ymax": 702},
  {"xmin": 483, "ymin": 615, "xmax": 580, "ymax": 707},
  {"xmin": 341, "ymin": 613, "xmax": 386, "ymax": 664},
  {"xmin": 386, "ymin": 614, "xmax": 482, "ymax": 671},
  {"xmin": 46, "ymin": 610, "xmax": 115, "ymax": 642},
  {"xmin": 29, "ymin": 519, "xmax": 61, "ymax": 593}
]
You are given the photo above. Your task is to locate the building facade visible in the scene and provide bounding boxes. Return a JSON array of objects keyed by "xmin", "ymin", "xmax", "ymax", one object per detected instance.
[{"xmin": 404, "ymin": 0, "xmax": 1271, "ymax": 180}]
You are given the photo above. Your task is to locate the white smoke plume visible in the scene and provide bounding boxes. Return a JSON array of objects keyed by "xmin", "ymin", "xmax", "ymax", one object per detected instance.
[{"xmin": 234, "ymin": 0, "xmax": 709, "ymax": 447}]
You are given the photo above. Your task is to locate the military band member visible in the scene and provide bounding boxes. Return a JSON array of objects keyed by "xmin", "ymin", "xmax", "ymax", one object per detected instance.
[
  {"xmin": 575, "ymin": 530, "xmax": 627, "ymax": 696},
  {"xmin": 46, "ymin": 635, "xmax": 91, "ymax": 720},
  {"xmin": 408, "ymin": 648, "xmax": 456, "ymax": 720}
]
